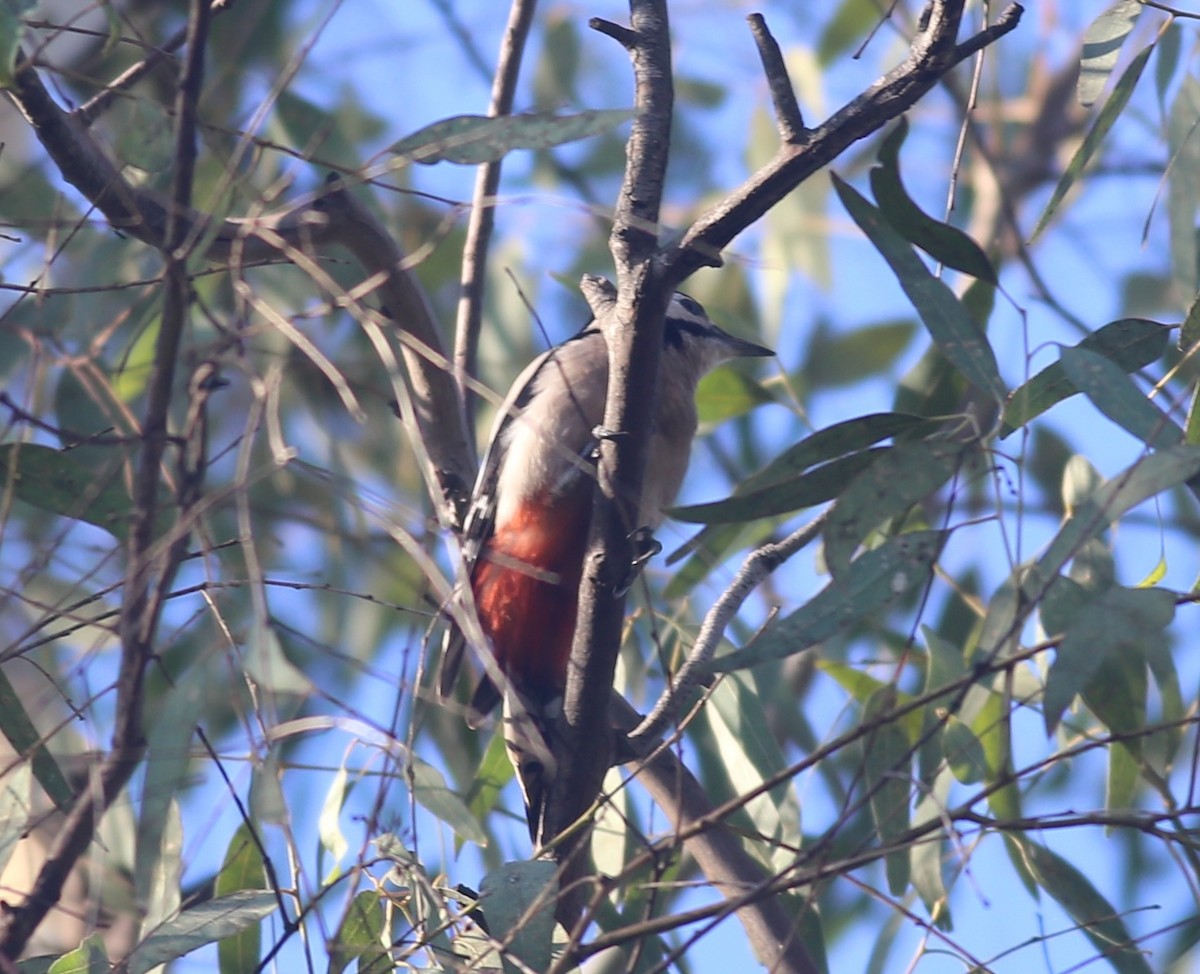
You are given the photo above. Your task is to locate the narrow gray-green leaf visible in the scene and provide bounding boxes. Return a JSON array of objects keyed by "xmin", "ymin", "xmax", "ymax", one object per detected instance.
[
  {"xmin": 708, "ymin": 530, "xmax": 946, "ymax": 673},
  {"xmin": 806, "ymin": 320, "xmax": 918, "ymax": 389},
  {"xmin": 389, "ymin": 109, "xmax": 635, "ymax": 165},
  {"xmin": 862, "ymin": 687, "xmax": 911, "ymax": 896},
  {"xmin": 1013, "ymin": 837, "xmax": 1153, "ymax": 974},
  {"xmin": 1031, "ymin": 42, "xmax": 1153, "ymax": 242},
  {"xmin": 126, "ymin": 891, "xmax": 278, "ymax": 974},
  {"xmin": 872, "ymin": 118, "xmax": 997, "ymax": 283},
  {"xmin": 480, "ymin": 860, "xmax": 558, "ymax": 974},
  {"xmin": 1001, "ymin": 318, "xmax": 1171, "ymax": 437},
  {"xmin": 833, "ymin": 173, "xmax": 1005, "ymax": 401},
  {"xmin": 1059, "ymin": 346, "xmax": 1183, "ymax": 450},
  {"xmin": 824, "ymin": 438, "xmax": 964, "ymax": 577},
  {"xmin": 412, "ymin": 757, "xmax": 487, "ymax": 846},
  {"xmin": 1180, "ymin": 290, "xmax": 1200, "ymax": 353},
  {"xmin": 215, "ymin": 823, "xmax": 267, "ymax": 974},
  {"xmin": 1078, "ymin": 1, "xmax": 1142, "ymax": 106},
  {"xmin": 1035, "ymin": 446, "xmax": 1200, "ymax": 581},
  {"xmin": 1043, "ymin": 587, "xmax": 1173, "ymax": 734},
  {"xmin": 672, "ymin": 449, "xmax": 882, "ymax": 524},
  {"xmin": 0, "ymin": 667, "xmax": 74, "ymax": 813},
  {"xmin": 943, "ymin": 716, "xmax": 988, "ymax": 784},
  {"xmin": 330, "ymin": 890, "xmax": 387, "ymax": 974},
  {"xmin": 0, "ymin": 443, "xmax": 141, "ymax": 540}
]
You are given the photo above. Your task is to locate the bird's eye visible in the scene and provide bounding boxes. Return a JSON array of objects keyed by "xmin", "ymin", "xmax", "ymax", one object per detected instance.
[{"xmin": 676, "ymin": 295, "xmax": 704, "ymax": 317}]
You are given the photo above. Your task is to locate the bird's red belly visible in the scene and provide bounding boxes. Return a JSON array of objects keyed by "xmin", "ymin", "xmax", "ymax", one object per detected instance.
[{"xmin": 472, "ymin": 494, "xmax": 591, "ymax": 700}]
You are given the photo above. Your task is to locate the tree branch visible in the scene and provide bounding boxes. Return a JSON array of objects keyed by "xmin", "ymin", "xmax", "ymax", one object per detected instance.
[
  {"xmin": 452, "ymin": 0, "xmax": 539, "ymax": 429},
  {"xmin": 3, "ymin": 47, "xmax": 475, "ymax": 523},
  {"xmin": 0, "ymin": 0, "xmax": 214, "ymax": 957},
  {"xmin": 667, "ymin": 2, "xmax": 1024, "ymax": 279},
  {"xmin": 544, "ymin": 0, "xmax": 675, "ymax": 929}
]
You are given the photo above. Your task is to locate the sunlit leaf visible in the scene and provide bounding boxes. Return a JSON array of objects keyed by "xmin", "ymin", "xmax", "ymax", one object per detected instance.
[
  {"xmin": 833, "ymin": 173, "xmax": 1005, "ymax": 402},
  {"xmin": 910, "ymin": 769, "xmax": 953, "ymax": 929},
  {"xmin": 1078, "ymin": 1, "xmax": 1142, "ymax": 106},
  {"xmin": 696, "ymin": 366, "xmax": 773, "ymax": 424},
  {"xmin": 319, "ymin": 766, "xmax": 350, "ymax": 880},
  {"xmin": 710, "ymin": 530, "xmax": 946, "ymax": 672},
  {"xmin": 1000, "ymin": 318, "xmax": 1170, "ymax": 436},
  {"xmin": 1031, "ymin": 42, "xmax": 1153, "ymax": 242},
  {"xmin": 47, "ymin": 933, "xmax": 108, "ymax": 974},
  {"xmin": 942, "ymin": 716, "xmax": 987, "ymax": 784},
  {"xmin": 389, "ymin": 109, "xmax": 635, "ymax": 165}
]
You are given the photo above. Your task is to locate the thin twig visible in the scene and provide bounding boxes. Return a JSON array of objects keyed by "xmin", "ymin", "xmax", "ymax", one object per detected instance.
[
  {"xmin": 452, "ymin": 0, "xmax": 539, "ymax": 428},
  {"xmin": 629, "ymin": 513, "xmax": 827, "ymax": 747}
]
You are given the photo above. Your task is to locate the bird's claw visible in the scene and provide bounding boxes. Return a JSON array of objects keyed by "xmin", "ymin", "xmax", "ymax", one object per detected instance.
[{"xmin": 616, "ymin": 527, "xmax": 661, "ymax": 596}]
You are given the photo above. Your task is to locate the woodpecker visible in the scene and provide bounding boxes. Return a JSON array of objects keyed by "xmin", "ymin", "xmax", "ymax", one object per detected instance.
[{"xmin": 440, "ymin": 291, "xmax": 773, "ymax": 842}]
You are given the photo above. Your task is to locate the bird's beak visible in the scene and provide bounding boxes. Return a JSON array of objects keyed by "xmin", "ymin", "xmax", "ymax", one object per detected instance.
[{"xmin": 723, "ymin": 332, "xmax": 774, "ymax": 358}]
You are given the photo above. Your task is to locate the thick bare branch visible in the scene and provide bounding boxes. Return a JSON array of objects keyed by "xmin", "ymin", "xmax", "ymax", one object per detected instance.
[
  {"xmin": 667, "ymin": 2, "xmax": 1024, "ymax": 279},
  {"xmin": 545, "ymin": 0, "xmax": 675, "ymax": 928}
]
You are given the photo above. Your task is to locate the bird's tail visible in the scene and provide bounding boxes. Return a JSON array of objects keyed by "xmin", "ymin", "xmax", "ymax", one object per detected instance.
[{"xmin": 501, "ymin": 689, "xmax": 561, "ymax": 844}]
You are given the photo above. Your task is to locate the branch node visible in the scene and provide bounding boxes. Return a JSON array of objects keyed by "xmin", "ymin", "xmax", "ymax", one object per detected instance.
[
  {"xmin": 747, "ymin": 13, "xmax": 807, "ymax": 144},
  {"xmin": 589, "ymin": 17, "xmax": 638, "ymax": 50}
]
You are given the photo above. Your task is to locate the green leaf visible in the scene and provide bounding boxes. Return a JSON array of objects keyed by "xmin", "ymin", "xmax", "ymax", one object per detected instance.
[
  {"xmin": 389, "ymin": 109, "xmax": 636, "ymax": 165},
  {"xmin": 709, "ymin": 530, "xmax": 946, "ymax": 673},
  {"xmin": 972, "ymin": 687, "xmax": 1021, "ymax": 821},
  {"xmin": 805, "ymin": 319, "xmax": 917, "ymax": 390},
  {"xmin": 330, "ymin": 890, "xmax": 387, "ymax": 974},
  {"xmin": 1059, "ymin": 346, "xmax": 1183, "ymax": 450},
  {"xmin": 0, "ymin": 443, "xmax": 143, "ymax": 540},
  {"xmin": 1043, "ymin": 587, "xmax": 1173, "ymax": 734},
  {"xmin": 0, "ymin": 763, "xmax": 31, "ymax": 879},
  {"xmin": 47, "ymin": 933, "xmax": 108, "ymax": 974},
  {"xmin": 412, "ymin": 757, "xmax": 487, "ymax": 846},
  {"xmin": 910, "ymin": 769, "xmax": 953, "ymax": 929},
  {"xmin": 215, "ymin": 824, "xmax": 267, "ymax": 974},
  {"xmin": 1035, "ymin": 446, "xmax": 1200, "ymax": 582},
  {"xmin": 1031, "ymin": 42, "xmax": 1153, "ymax": 243},
  {"xmin": 823, "ymin": 438, "xmax": 965, "ymax": 577},
  {"xmin": 1180, "ymin": 290, "xmax": 1200, "ymax": 353},
  {"xmin": 817, "ymin": 0, "xmax": 878, "ymax": 65},
  {"xmin": 0, "ymin": 668, "xmax": 74, "ymax": 813},
  {"xmin": 862, "ymin": 687, "xmax": 912, "ymax": 895},
  {"xmin": 671, "ymin": 449, "xmax": 881, "ymax": 524},
  {"xmin": 127, "ymin": 891, "xmax": 279, "ymax": 974},
  {"xmin": 1012, "ymin": 838, "xmax": 1153, "ymax": 974},
  {"xmin": 0, "ymin": 0, "xmax": 34, "ymax": 88},
  {"xmin": 695, "ymin": 366, "xmax": 773, "ymax": 424},
  {"xmin": 943, "ymin": 716, "xmax": 988, "ymax": 784},
  {"xmin": 833, "ymin": 173, "xmax": 1006, "ymax": 402},
  {"xmin": 871, "ymin": 118, "xmax": 997, "ymax": 283},
  {"xmin": 1000, "ymin": 318, "xmax": 1170, "ymax": 436},
  {"xmin": 1105, "ymin": 739, "xmax": 1138, "ymax": 823},
  {"xmin": 480, "ymin": 861, "xmax": 558, "ymax": 974},
  {"xmin": 1078, "ymin": 1, "xmax": 1143, "ymax": 106},
  {"xmin": 1167, "ymin": 78, "xmax": 1200, "ymax": 299},
  {"xmin": 707, "ymin": 672, "xmax": 803, "ymax": 872},
  {"xmin": 467, "ymin": 727, "xmax": 514, "ymax": 824}
]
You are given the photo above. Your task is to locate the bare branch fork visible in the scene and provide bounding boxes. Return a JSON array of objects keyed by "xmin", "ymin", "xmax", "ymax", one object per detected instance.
[{"xmin": 540, "ymin": 0, "xmax": 1023, "ymax": 965}]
